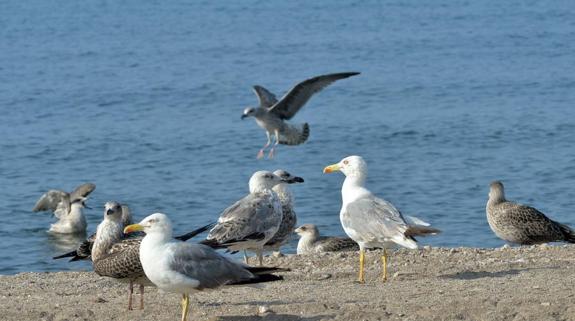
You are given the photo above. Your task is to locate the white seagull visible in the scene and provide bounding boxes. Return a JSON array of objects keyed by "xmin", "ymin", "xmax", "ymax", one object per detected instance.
[
  {"xmin": 202, "ymin": 171, "xmax": 286, "ymax": 266},
  {"xmin": 241, "ymin": 72, "xmax": 360, "ymax": 159},
  {"xmin": 323, "ymin": 155, "xmax": 440, "ymax": 283},
  {"xmin": 124, "ymin": 213, "xmax": 285, "ymax": 321},
  {"xmin": 32, "ymin": 183, "xmax": 96, "ymax": 234}
]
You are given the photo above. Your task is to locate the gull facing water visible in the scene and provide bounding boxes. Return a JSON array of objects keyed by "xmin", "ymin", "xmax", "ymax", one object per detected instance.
[
  {"xmin": 241, "ymin": 72, "xmax": 360, "ymax": 159},
  {"xmin": 295, "ymin": 224, "xmax": 359, "ymax": 254},
  {"xmin": 324, "ymin": 155, "xmax": 440, "ymax": 283},
  {"xmin": 487, "ymin": 181, "xmax": 575, "ymax": 245},
  {"xmin": 202, "ymin": 171, "xmax": 286, "ymax": 266},
  {"xmin": 32, "ymin": 183, "xmax": 96, "ymax": 234},
  {"xmin": 124, "ymin": 213, "xmax": 285, "ymax": 321}
]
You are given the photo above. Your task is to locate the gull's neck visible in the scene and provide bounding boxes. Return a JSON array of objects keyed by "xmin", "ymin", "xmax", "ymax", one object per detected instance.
[
  {"xmin": 341, "ymin": 174, "xmax": 370, "ymax": 205},
  {"xmin": 68, "ymin": 203, "xmax": 87, "ymax": 230},
  {"xmin": 487, "ymin": 189, "xmax": 506, "ymax": 207},
  {"xmin": 250, "ymin": 183, "xmax": 274, "ymax": 194},
  {"xmin": 297, "ymin": 232, "xmax": 318, "ymax": 255},
  {"xmin": 273, "ymin": 183, "xmax": 293, "ymax": 205},
  {"xmin": 92, "ymin": 219, "xmax": 123, "ymax": 261}
]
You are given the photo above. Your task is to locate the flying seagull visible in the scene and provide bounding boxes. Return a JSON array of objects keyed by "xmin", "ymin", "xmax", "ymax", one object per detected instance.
[
  {"xmin": 89, "ymin": 202, "xmax": 213, "ymax": 310},
  {"xmin": 32, "ymin": 183, "xmax": 96, "ymax": 234},
  {"xmin": 294, "ymin": 224, "xmax": 359, "ymax": 254},
  {"xmin": 487, "ymin": 181, "xmax": 575, "ymax": 245},
  {"xmin": 323, "ymin": 155, "xmax": 440, "ymax": 283},
  {"xmin": 124, "ymin": 213, "xmax": 285, "ymax": 321},
  {"xmin": 201, "ymin": 171, "xmax": 286, "ymax": 266},
  {"xmin": 241, "ymin": 72, "xmax": 360, "ymax": 159}
]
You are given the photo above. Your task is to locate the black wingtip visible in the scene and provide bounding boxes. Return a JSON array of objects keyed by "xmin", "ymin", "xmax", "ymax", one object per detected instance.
[
  {"xmin": 175, "ymin": 222, "xmax": 216, "ymax": 242},
  {"xmin": 53, "ymin": 250, "xmax": 78, "ymax": 260},
  {"xmin": 230, "ymin": 273, "xmax": 284, "ymax": 286}
]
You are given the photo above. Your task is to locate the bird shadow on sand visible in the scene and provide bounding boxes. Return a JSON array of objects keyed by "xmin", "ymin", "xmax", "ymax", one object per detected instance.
[
  {"xmin": 215, "ymin": 314, "xmax": 330, "ymax": 321},
  {"xmin": 439, "ymin": 268, "xmax": 526, "ymax": 280}
]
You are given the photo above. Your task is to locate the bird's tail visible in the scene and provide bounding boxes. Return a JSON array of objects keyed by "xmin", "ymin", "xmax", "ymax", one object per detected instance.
[
  {"xmin": 557, "ymin": 222, "xmax": 575, "ymax": 243},
  {"xmin": 278, "ymin": 123, "xmax": 309, "ymax": 145},
  {"xmin": 405, "ymin": 226, "xmax": 442, "ymax": 237}
]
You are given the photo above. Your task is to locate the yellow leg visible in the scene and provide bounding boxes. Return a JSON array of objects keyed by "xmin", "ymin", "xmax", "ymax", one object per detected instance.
[
  {"xmin": 381, "ymin": 248, "xmax": 388, "ymax": 282},
  {"xmin": 358, "ymin": 249, "xmax": 365, "ymax": 283},
  {"xmin": 181, "ymin": 294, "xmax": 190, "ymax": 321}
]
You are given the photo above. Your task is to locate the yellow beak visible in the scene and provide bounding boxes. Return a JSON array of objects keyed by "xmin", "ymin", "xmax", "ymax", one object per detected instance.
[
  {"xmin": 323, "ymin": 163, "xmax": 341, "ymax": 174},
  {"xmin": 124, "ymin": 223, "xmax": 144, "ymax": 234}
]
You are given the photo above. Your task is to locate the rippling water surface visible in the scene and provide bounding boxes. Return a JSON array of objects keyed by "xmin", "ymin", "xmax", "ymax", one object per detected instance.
[{"xmin": 1, "ymin": 0, "xmax": 575, "ymax": 274}]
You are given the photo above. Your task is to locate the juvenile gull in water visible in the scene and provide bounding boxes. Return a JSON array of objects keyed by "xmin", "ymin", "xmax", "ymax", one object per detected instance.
[
  {"xmin": 90, "ymin": 202, "xmax": 213, "ymax": 310},
  {"xmin": 295, "ymin": 224, "xmax": 359, "ymax": 255},
  {"xmin": 323, "ymin": 155, "xmax": 440, "ymax": 283},
  {"xmin": 256, "ymin": 169, "xmax": 304, "ymax": 261},
  {"xmin": 202, "ymin": 171, "xmax": 285, "ymax": 266},
  {"xmin": 241, "ymin": 72, "xmax": 360, "ymax": 159},
  {"xmin": 487, "ymin": 181, "xmax": 575, "ymax": 245},
  {"xmin": 33, "ymin": 183, "xmax": 96, "ymax": 234},
  {"xmin": 124, "ymin": 213, "xmax": 285, "ymax": 321}
]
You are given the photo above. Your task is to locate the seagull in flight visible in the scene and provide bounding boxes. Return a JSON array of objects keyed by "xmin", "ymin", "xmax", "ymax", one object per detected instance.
[{"xmin": 241, "ymin": 72, "xmax": 360, "ymax": 159}]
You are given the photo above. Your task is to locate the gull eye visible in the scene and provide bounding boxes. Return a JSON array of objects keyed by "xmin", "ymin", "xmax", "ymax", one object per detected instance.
[
  {"xmin": 148, "ymin": 219, "xmax": 156, "ymax": 224},
  {"xmin": 343, "ymin": 160, "xmax": 349, "ymax": 165}
]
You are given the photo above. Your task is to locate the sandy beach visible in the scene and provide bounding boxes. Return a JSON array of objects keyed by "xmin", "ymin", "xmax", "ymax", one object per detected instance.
[{"xmin": 2, "ymin": 245, "xmax": 575, "ymax": 321}]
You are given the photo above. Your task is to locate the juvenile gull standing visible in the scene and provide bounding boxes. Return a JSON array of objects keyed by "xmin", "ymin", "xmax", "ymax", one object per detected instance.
[
  {"xmin": 258, "ymin": 169, "xmax": 304, "ymax": 261},
  {"xmin": 32, "ymin": 183, "xmax": 96, "ymax": 234},
  {"xmin": 90, "ymin": 202, "xmax": 213, "ymax": 310},
  {"xmin": 202, "ymin": 171, "xmax": 285, "ymax": 266},
  {"xmin": 323, "ymin": 155, "xmax": 440, "ymax": 283},
  {"xmin": 241, "ymin": 72, "xmax": 360, "ymax": 159},
  {"xmin": 124, "ymin": 213, "xmax": 285, "ymax": 321},
  {"xmin": 295, "ymin": 224, "xmax": 359, "ymax": 255},
  {"xmin": 487, "ymin": 181, "xmax": 575, "ymax": 244}
]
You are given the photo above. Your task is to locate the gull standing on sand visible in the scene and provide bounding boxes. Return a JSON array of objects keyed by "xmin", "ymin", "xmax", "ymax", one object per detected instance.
[
  {"xmin": 323, "ymin": 155, "xmax": 440, "ymax": 283},
  {"xmin": 487, "ymin": 181, "xmax": 575, "ymax": 244},
  {"xmin": 202, "ymin": 171, "xmax": 286, "ymax": 266},
  {"xmin": 90, "ymin": 202, "xmax": 212, "ymax": 310},
  {"xmin": 124, "ymin": 213, "xmax": 285, "ymax": 321},
  {"xmin": 259, "ymin": 169, "xmax": 304, "ymax": 260},
  {"xmin": 33, "ymin": 183, "xmax": 96, "ymax": 234},
  {"xmin": 295, "ymin": 224, "xmax": 359, "ymax": 255},
  {"xmin": 241, "ymin": 72, "xmax": 360, "ymax": 159}
]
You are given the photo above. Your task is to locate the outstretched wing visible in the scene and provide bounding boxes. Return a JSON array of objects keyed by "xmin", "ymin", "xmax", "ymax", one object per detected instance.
[
  {"xmin": 33, "ymin": 190, "xmax": 68, "ymax": 212},
  {"xmin": 69, "ymin": 183, "xmax": 96, "ymax": 201},
  {"xmin": 252, "ymin": 85, "xmax": 278, "ymax": 107},
  {"xmin": 268, "ymin": 72, "xmax": 360, "ymax": 120}
]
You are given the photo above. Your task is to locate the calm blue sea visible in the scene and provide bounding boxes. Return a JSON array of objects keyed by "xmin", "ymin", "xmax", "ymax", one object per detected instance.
[{"xmin": 1, "ymin": 0, "xmax": 574, "ymax": 274}]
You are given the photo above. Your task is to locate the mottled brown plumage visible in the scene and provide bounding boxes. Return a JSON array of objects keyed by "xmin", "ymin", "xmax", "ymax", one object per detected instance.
[
  {"xmin": 295, "ymin": 224, "xmax": 359, "ymax": 255},
  {"xmin": 486, "ymin": 181, "xmax": 575, "ymax": 245}
]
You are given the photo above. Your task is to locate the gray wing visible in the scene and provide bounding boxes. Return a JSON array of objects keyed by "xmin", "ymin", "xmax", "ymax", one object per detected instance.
[
  {"xmin": 268, "ymin": 72, "xmax": 360, "ymax": 120},
  {"xmin": 315, "ymin": 236, "xmax": 359, "ymax": 252},
  {"xmin": 169, "ymin": 243, "xmax": 253, "ymax": 289},
  {"xmin": 207, "ymin": 193, "xmax": 277, "ymax": 244},
  {"xmin": 69, "ymin": 183, "xmax": 96, "ymax": 201},
  {"xmin": 53, "ymin": 194, "xmax": 71, "ymax": 219},
  {"xmin": 265, "ymin": 205, "xmax": 296, "ymax": 247},
  {"xmin": 33, "ymin": 190, "xmax": 69, "ymax": 212},
  {"xmin": 253, "ymin": 85, "xmax": 278, "ymax": 107},
  {"xmin": 343, "ymin": 195, "xmax": 412, "ymax": 245}
]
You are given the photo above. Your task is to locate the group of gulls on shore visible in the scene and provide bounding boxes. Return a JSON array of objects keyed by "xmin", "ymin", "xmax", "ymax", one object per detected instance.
[{"xmin": 33, "ymin": 72, "xmax": 575, "ymax": 321}]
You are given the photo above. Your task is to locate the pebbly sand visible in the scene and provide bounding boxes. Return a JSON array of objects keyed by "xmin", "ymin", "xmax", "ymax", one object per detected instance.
[{"xmin": 1, "ymin": 245, "xmax": 575, "ymax": 321}]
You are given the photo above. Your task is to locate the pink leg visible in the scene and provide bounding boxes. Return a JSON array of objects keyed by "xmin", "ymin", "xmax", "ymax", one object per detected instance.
[
  {"xmin": 139, "ymin": 284, "xmax": 144, "ymax": 310},
  {"xmin": 257, "ymin": 132, "xmax": 271, "ymax": 159},
  {"xmin": 268, "ymin": 130, "xmax": 279, "ymax": 159},
  {"xmin": 127, "ymin": 280, "xmax": 134, "ymax": 310}
]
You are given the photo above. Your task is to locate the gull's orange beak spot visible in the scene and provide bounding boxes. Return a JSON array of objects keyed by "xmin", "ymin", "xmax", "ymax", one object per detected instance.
[
  {"xmin": 124, "ymin": 224, "xmax": 144, "ymax": 234},
  {"xmin": 323, "ymin": 163, "xmax": 340, "ymax": 174}
]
